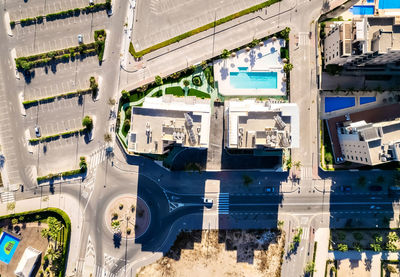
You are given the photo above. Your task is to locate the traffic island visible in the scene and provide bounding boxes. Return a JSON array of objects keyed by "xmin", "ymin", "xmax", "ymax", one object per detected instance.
[{"xmin": 105, "ymin": 195, "xmax": 150, "ymax": 240}]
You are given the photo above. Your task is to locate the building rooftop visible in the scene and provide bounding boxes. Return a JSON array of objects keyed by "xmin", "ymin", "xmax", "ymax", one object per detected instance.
[
  {"xmin": 225, "ymin": 99, "xmax": 299, "ymax": 149},
  {"xmin": 128, "ymin": 95, "xmax": 211, "ymax": 154}
]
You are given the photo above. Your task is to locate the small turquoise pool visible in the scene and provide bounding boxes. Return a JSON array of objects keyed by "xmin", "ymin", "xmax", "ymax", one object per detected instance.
[
  {"xmin": 351, "ymin": 5, "xmax": 375, "ymax": 15},
  {"xmin": 379, "ymin": 0, "xmax": 400, "ymax": 9},
  {"xmin": 237, "ymin": 67, "xmax": 248, "ymax": 71},
  {"xmin": 360, "ymin": 96, "xmax": 376, "ymax": 105},
  {"xmin": 0, "ymin": 232, "xmax": 20, "ymax": 264},
  {"xmin": 367, "ymin": 0, "xmax": 374, "ymax": 3},
  {"xmin": 230, "ymin": 71, "xmax": 277, "ymax": 89},
  {"xmin": 325, "ymin": 97, "xmax": 355, "ymax": 113}
]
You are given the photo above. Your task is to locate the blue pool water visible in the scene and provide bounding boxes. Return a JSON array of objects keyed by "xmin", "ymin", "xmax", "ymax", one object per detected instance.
[
  {"xmin": 0, "ymin": 232, "xmax": 20, "ymax": 264},
  {"xmin": 366, "ymin": 0, "xmax": 374, "ymax": 3},
  {"xmin": 360, "ymin": 96, "xmax": 376, "ymax": 105},
  {"xmin": 237, "ymin": 67, "xmax": 248, "ymax": 71},
  {"xmin": 325, "ymin": 97, "xmax": 355, "ymax": 113},
  {"xmin": 230, "ymin": 71, "xmax": 278, "ymax": 89},
  {"xmin": 351, "ymin": 5, "xmax": 375, "ymax": 15},
  {"xmin": 379, "ymin": 0, "xmax": 400, "ymax": 9}
]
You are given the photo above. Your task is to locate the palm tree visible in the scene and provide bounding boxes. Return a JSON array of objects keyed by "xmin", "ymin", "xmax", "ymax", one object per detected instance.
[
  {"xmin": 294, "ymin": 161, "xmax": 301, "ymax": 170},
  {"xmin": 104, "ymin": 133, "xmax": 112, "ymax": 142},
  {"xmin": 221, "ymin": 49, "xmax": 231, "ymax": 59}
]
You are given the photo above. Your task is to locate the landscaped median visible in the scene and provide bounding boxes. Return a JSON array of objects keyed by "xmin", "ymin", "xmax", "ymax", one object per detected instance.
[
  {"xmin": 129, "ymin": 0, "xmax": 281, "ymax": 58},
  {"xmin": 36, "ymin": 156, "xmax": 87, "ymax": 183},
  {"xmin": 22, "ymin": 76, "xmax": 99, "ymax": 106},
  {"xmin": 10, "ymin": 0, "xmax": 111, "ymax": 28},
  {"xmin": 15, "ymin": 30, "xmax": 107, "ymax": 71},
  {"xmin": 0, "ymin": 208, "xmax": 71, "ymax": 277}
]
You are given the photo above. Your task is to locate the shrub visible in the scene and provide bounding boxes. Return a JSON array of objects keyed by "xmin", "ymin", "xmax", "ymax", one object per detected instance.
[
  {"xmin": 11, "ymin": 218, "xmax": 18, "ymax": 225},
  {"xmin": 353, "ymin": 232, "xmax": 363, "ymax": 241},
  {"xmin": 324, "ymin": 152, "xmax": 333, "ymax": 164},
  {"xmin": 280, "ymin": 48, "xmax": 289, "ymax": 60},
  {"xmin": 337, "ymin": 243, "xmax": 348, "ymax": 252},
  {"xmin": 105, "ymin": 0, "xmax": 112, "ymax": 10},
  {"xmin": 183, "ymin": 80, "xmax": 190, "ymax": 87},
  {"xmin": 121, "ymin": 90, "xmax": 129, "ymax": 101},
  {"xmin": 155, "ymin": 75, "xmax": 163, "ymax": 86},
  {"xmin": 82, "ymin": 116, "xmax": 93, "ymax": 131},
  {"xmin": 221, "ymin": 49, "xmax": 231, "ymax": 59},
  {"xmin": 127, "ymin": 228, "xmax": 131, "ymax": 235},
  {"xmin": 119, "ymin": 204, "xmax": 123, "ymax": 210},
  {"xmin": 283, "ymin": 63, "xmax": 293, "ymax": 73},
  {"xmin": 10, "ymin": 21, "xmax": 15, "ymax": 28},
  {"xmin": 192, "ymin": 76, "xmax": 202, "ymax": 86},
  {"xmin": 125, "ymin": 106, "xmax": 132, "ymax": 119},
  {"xmin": 279, "ymin": 27, "xmax": 291, "ymax": 40}
]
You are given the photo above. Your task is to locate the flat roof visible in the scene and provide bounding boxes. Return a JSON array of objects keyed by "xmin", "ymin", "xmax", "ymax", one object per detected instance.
[
  {"xmin": 226, "ymin": 99, "xmax": 299, "ymax": 149},
  {"xmin": 128, "ymin": 96, "xmax": 211, "ymax": 154}
]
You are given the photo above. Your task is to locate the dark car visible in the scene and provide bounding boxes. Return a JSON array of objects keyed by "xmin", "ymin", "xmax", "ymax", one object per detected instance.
[
  {"xmin": 369, "ymin": 185, "xmax": 382, "ymax": 192},
  {"xmin": 340, "ymin": 185, "xmax": 351, "ymax": 192}
]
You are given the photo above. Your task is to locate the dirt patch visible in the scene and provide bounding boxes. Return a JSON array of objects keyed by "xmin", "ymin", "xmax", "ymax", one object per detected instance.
[
  {"xmin": 337, "ymin": 259, "xmax": 371, "ymax": 277},
  {"xmin": 105, "ymin": 195, "xmax": 150, "ymax": 238},
  {"xmin": 137, "ymin": 229, "xmax": 285, "ymax": 277}
]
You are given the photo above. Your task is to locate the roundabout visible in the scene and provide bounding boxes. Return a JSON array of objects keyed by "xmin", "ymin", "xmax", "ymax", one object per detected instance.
[{"xmin": 105, "ymin": 194, "xmax": 151, "ymax": 239}]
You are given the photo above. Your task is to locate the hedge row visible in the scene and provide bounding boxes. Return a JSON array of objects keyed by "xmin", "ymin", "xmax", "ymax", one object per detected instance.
[
  {"xmin": 129, "ymin": 0, "xmax": 281, "ymax": 58},
  {"xmin": 23, "ymin": 88, "xmax": 92, "ymax": 106},
  {"xmin": 0, "ymin": 208, "xmax": 71, "ymax": 277},
  {"xmin": 29, "ymin": 128, "xmax": 85, "ymax": 143},
  {"xmin": 15, "ymin": 2, "xmax": 111, "ymax": 27},
  {"xmin": 16, "ymin": 42, "xmax": 97, "ymax": 71},
  {"xmin": 94, "ymin": 29, "xmax": 107, "ymax": 62},
  {"xmin": 37, "ymin": 158, "xmax": 87, "ymax": 182}
]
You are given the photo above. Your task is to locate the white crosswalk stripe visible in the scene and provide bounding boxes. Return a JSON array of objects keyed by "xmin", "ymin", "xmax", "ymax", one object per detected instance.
[
  {"xmin": 218, "ymin": 193, "xmax": 229, "ymax": 215},
  {"xmin": 301, "ymin": 167, "xmax": 313, "ymax": 180},
  {"xmin": 301, "ymin": 227, "xmax": 309, "ymax": 240},
  {"xmin": 89, "ymin": 146, "xmax": 107, "ymax": 173},
  {"xmin": 1, "ymin": 191, "xmax": 15, "ymax": 203}
]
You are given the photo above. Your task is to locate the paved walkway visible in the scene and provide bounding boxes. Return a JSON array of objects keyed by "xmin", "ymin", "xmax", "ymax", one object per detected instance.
[
  {"xmin": 0, "ymin": 192, "xmax": 82, "ymax": 276},
  {"xmin": 314, "ymin": 228, "xmax": 330, "ymax": 277}
]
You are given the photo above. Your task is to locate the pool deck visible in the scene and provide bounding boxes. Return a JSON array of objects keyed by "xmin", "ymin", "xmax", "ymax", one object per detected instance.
[
  {"xmin": 326, "ymin": 103, "xmax": 400, "ymax": 160},
  {"xmin": 213, "ymin": 38, "xmax": 286, "ymax": 96}
]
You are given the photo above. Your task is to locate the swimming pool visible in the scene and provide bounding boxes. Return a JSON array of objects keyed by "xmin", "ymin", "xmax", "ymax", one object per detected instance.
[
  {"xmin": 325, "ymin": 97, "xmax": 355, "ymax": 113},
  {"xmin": 351, "ymin": 5, "xmax": 375, "ymax": 15},
  {"xmin": 379, "ymin": 0, "xmax": 400, "ymax": 9},
  {"xmin": 237, "ymin": 67, "xmax": 248, "ymax": 71},
  {"xmin": 0, "ymin": 232, "xmax": 20, "ymax": 264},
  {"xmin": 366, "ymin": 0, "xmax": 374, "ymax": 3},
  {"xmin": 230, "ymin": 71, "xmax": 277, "ymax": 89},
  {"xmin": 360, "ymin": 96, "xmax": 376, "ymax": 105}
]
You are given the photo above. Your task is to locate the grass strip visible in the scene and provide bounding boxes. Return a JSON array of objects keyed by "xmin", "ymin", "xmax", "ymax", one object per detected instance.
[
  {"xmin": 29, "ymin": 128, "xmax": 86, "ymax": 143},
  {"xmin": 129, "ymin": 0, "xmax": 281, "ymax": 58}
]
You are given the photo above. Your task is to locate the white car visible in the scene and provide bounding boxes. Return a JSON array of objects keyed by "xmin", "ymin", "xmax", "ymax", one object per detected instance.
[
  {"xmin": 203, "ymin": 198, "xmax": 213, "ymax": 204},
  {"xmin": 34, "ymin": 126, "xmax": 41, "ymax": 137},
  {"xmin": 78, "ymin": 34, "xmax": 83, "ymax": 44}
]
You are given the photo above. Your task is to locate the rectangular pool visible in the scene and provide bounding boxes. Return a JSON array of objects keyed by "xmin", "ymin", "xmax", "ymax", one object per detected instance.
[
  {"xmin": 325, "ymin": 97, "xmax": 355, "ymax": 113},
  {"xmin": 379, "ymin": 0, "xmax": 400, "ymax": 9},
  {"xmin": 351, "ymin": 5, "xmax": 375, "ymax": 15},
  {"xmin": 0, "ymin": 232, "xmax": 20, "ymax": 264},
  {"xmin": 360, "ymin": 96, "xmax": 376, "ymax": 105},
  {"xmin": 230, "ymin": 71, "xmax": 277, "ymax": 89}
]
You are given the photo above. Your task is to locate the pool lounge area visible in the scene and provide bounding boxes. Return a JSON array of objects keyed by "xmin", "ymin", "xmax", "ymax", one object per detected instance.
[
  {"xmin": 214, "ymin": 37, "xmax": 286, "ymax": 96},
  {"xmin": 0, "ymin": 232, "xmax": 20, "ymax": 264}
]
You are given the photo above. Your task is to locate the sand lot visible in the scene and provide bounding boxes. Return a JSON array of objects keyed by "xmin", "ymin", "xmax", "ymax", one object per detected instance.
[
  {"xmin": 337, "ymin": 259, "xmax": 372, "ymax": 277},
  {"xmin": 137, "ymin": 229, "xmax": 285, "ymax": 277}
]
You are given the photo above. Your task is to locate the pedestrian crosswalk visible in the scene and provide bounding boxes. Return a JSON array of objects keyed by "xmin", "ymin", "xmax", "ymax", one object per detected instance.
[
  {"xmin": 1, "ymin": 191, "xmax": 15, "ymax": 203},
  {"xmin": 89, "ymin": 146, "xmax": 107, "ymax": 173},
  {"xmin": 301, "ymin": 167, "xmax": 313, "ymax": 180},
  {"xmin": 218, "ymin": 193, "xmax": 229, "ymax": 215},
  {"xmin": 301, "ymin": 227, "xmax": 310, "ymax": 240}
]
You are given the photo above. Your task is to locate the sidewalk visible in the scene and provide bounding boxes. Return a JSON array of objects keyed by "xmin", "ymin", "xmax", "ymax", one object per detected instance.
[
  {"xmin": 0, "ymin": 193, "xmax": 82, "ymax": 276},
  {"xmin": 314, "ymin": 228, "xmax": 330, "ymax": 277}
]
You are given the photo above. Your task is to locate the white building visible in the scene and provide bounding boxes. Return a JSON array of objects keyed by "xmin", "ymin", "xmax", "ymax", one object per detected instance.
[
  {"xmin": 15, "ymin": 247, "xmax": 41, "ymax": 277},
  {"xmin": 225, "ymin": 99, "xmax": 299, "ymax": 149},
  {"xmin": 128, "ymin": 95, "xmax": 211, "ymax": 154},
  {"xmin": 338, "ymin": 119, "xmax": 400, "ymax": 165}
]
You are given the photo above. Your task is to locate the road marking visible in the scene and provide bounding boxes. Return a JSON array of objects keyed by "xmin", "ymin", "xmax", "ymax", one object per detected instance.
[{"xmin": 218, "ymin": 192, "xmax": 229, "ymax": 215}]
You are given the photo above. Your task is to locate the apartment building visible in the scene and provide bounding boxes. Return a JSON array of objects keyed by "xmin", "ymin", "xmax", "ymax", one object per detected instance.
[
  {"xmin": 338, "ymin": 119, "xmax": 400, "ymax": 165},
  {"xmin": 225, "ymin": 99, "xmax": 299, "ymax": 150},
  {"xmin": 127, "ymin": 95, "xmax": 211, "ymax": 154}
]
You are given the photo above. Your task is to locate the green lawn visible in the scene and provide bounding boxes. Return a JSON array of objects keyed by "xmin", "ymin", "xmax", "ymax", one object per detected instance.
[
  {"xmin": 188, "ymin": 89, "xmax": 210, "ymax": 99},
  {"xmin": 129, "ymin": 91, "xmax": 145, "ymax": 102},
  {"xmin": 165, "ymin": 86, "xmax": 185, "ymax": 97},
  {"xmin": 151, "ymin": 90, "xmax": 163, "ymax": 97}
]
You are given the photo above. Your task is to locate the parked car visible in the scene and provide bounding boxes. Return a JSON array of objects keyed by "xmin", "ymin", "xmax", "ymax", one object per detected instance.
[
  {"xmin": 78, "ymin": 34, "xmax": 83, "ymax": 44},
  {"xmin": 368, "ymin": 185, "xmax": 382, "ymax": 192},
  {"xmin": 340, "ymin": 185, "xmax": 352, "ymax": 192},
  {"xmin": 89, "ymin": 0, "xmax": 94, "ymax": 5},
  {"xmin": 203, "ymin": 198, "xmax": 213, "ymax": 204},
  {"xmin": 34, "ymin": 126, "xmax": 41, "ymax": 137},
  {"xmin": 265, "ymin": 186, "xmax": 275, "ymax": 193}
]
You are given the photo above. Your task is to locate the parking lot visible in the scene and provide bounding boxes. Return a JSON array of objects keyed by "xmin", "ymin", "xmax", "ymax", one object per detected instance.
[
  {"xmin": 11, "ymin": 12, "xmax": 108, "ymax": 56},
  {"xmin": 6, "ymin": 0, "xmax": 101, "ymax": 21},
  {"xmin": 6, "ymin": 0, "xmax": 112, "ymax": 175}
]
